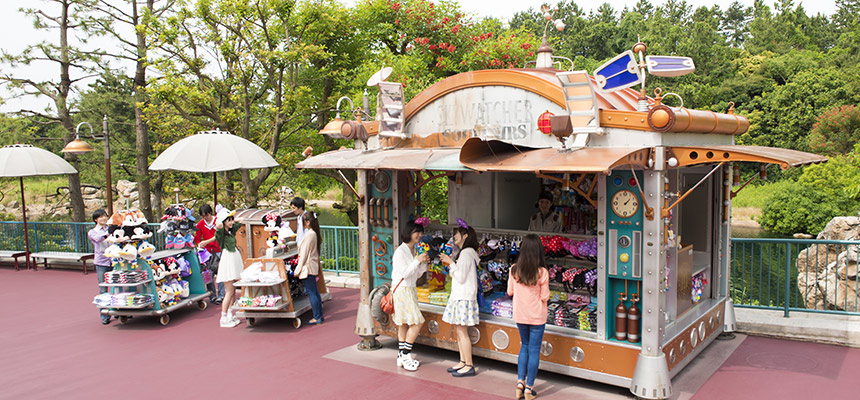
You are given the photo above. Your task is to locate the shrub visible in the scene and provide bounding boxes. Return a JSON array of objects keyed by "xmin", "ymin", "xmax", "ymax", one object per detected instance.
[{"xmin": 759, "ymin": 155, "xmax": 860, "ymax": 235}]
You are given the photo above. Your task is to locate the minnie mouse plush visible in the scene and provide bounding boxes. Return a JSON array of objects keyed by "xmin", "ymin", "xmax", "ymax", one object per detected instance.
[{"xmin": 262, "ymin": 213, "xmax": 283, "ymax": 248}]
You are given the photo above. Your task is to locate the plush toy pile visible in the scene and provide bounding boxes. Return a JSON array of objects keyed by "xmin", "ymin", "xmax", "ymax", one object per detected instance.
[
  {"xmin": 151, "ymin": 256, "xmax": 191, "ymax": 307},
  {"xmin": 102, "ymin": 209, "xmax": 156, "ymax": 268}
]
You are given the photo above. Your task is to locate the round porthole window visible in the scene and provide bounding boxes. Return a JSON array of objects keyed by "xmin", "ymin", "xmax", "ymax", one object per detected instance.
[
  {"xmin": 468, "ymin": 326, "xmax": 480, "ymax": 345},
  {"xmin": 492, "ymin": 330, "xmax": 509, "ymax": 350},
  {"xmin": 570, "ymin": 346, "xmax": 585, "ymax": 363},
  {"xmin": 540, "ymin": 341, "xmax": 553, "ymax": 357},
  {"xmin": 428, "ymin": 320, "xmax": 439, "ymax": 334}
]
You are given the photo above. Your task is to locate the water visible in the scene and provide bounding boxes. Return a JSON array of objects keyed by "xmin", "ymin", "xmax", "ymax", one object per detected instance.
[
  {"xmin": 315, "ymin": 207, "xmax": 355, "ymax": 226},
  {"xmin": 731, "ymin": 224, "xmax": 790, "ymax": 239}
]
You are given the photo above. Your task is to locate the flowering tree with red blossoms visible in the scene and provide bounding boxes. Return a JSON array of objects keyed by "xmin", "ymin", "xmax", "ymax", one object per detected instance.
[{"xmin": 355, "ymin": 0, "xmax": 539, "ymax": 79}]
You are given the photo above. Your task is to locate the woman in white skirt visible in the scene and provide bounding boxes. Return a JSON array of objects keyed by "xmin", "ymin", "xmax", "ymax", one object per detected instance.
[
  {"xmin": 439, "ymin": 221, "xmax": 480, "ymax": 377},
  {"xmin": 215, "ymin": 207, "xmax": 243, "ymax": 328},
  {"xmin": 391, "ymin": 220, "xmax": 430, "ymax": 371}
]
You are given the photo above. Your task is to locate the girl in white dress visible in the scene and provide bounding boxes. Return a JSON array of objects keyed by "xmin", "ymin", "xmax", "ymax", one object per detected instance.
[
  {"xmin": 440, "ymin": 223, "xmax": 480, "ymax": 377},
  {"xmin": 391, "ymin": 220, "xmax": 430, "ymax": 371}
]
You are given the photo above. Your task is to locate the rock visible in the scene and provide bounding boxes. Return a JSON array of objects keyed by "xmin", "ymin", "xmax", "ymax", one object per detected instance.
[
  {"xmin": 793, "ymin": 233, "xmax": 814, "ymax": 239},
  {"xmin": 81, "ymin": 186, "xmax": 101, "ymax": 196},
  {"xmin": 835, "ymin": 251, "xmax": 860, "ymax": 280},
  {"xmin": 83, "ymin": 198, "xmax": 104, "ymax": 210},
  {"xmin": 847, "ymin": 246, "xmax": 860, "ymax": 264},
  {"xmin": 8, "ymin": 200, "xmax": 18, "ymax": 209},
  {"xmin": 816, "ymin": 216, "xmax": 860, "ymax": 240},
  {"xmin": 819, "ymin": 271, "xmax": 860, "ymax": 311},
  {"xmin": 116, "ymin": 180, "xmax": 137, "ymax": 197},
  {"xmin": 796, "ymin": 244, "xmax": 839, "ymax": 275}
]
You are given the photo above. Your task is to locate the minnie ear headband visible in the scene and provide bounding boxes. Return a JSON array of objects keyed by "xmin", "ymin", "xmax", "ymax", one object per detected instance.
[
  {"xmin": 414, "ymin": 217, "xmax": 429, "ymax": 228},
  {"xmin": 456, "ymin": 218, "xmax": 469, "ymax": 229}
]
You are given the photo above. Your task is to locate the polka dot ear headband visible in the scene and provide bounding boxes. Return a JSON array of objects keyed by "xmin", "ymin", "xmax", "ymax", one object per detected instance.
[
  {"xmin": 414, "ymin": 217, "xmax": 429, "ymax": 228},
  {"xmin": 456, "ymin": 218, "xmax": 468, "ymax": 229}
]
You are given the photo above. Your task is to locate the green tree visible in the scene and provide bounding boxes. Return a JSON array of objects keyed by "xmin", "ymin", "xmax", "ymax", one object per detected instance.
[
  {"xmin": 808, "ymin": 105, "xmax": 860, "ymax": 155},
  {"xmin": 0, "ymin": 0, "xmax": 102, "ymax": 221}
]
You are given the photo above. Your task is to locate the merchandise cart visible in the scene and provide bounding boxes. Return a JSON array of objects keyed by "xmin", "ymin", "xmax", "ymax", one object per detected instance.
[
  {"xmin": 101, "ymin": 249, "xmax": 210, "ymax": 326},
  {"xmin": 297, "ymin": 39, "xmax": 827, "ymax": 399},
  {"xmin": 234, "ymin": 252, "xmax": 331, "ymax": 328}
]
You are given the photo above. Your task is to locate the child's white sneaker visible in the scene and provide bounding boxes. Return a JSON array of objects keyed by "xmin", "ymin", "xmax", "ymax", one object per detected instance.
[
  {"xmin": 230, "ymin": 314, "xmax": 241, "ymax": 324},
  {"xmin": 220, "ymin": 315, "xmax": 238, "ymax": 327}
]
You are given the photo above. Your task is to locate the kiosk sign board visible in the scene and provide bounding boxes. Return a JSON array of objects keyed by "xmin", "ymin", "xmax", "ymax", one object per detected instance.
[{"xmin": 403, "ymin": 85, "xmax": 566, "ymax": 148}]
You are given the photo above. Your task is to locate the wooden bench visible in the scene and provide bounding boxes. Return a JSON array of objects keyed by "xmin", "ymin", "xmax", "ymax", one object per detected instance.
[
  {"xmin": 29, "ymin": 251, "xmax": 95, "ymax": 275},
  {"xmin": 0, "ymin": 250, "xmax": 28, "ymax": 271}
]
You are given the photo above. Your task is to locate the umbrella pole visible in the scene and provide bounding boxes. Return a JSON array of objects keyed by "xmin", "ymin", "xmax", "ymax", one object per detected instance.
[
  {"xmin": 213, "ymin": 172, "xmax": 217, "ymax": 206},
  {"xmin": 20, "ymin": 177, "xmax": 31, "ymax": 271}
]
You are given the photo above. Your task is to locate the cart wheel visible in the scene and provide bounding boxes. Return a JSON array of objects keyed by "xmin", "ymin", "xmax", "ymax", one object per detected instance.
[
  {"xmin": 247, "ymin": 318, "xmax": 256, "ymax": 327},
  {"xmin": 293, "ymin": 318, "xmax": 302, "ymax": 329},
  {"xmin": 118, "ymin": 316, "xmax": 129, "ymax": 324},
  {"xmin": 159, "ymin": 314, "xmax": 170, "ymax": 326},
  {"xmin": 197, "ymin": 300, "xmax": 208, "ymax": 310}
]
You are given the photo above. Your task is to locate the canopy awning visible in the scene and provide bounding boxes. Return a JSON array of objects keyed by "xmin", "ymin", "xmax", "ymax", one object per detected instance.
[
  {"xmin": 295, "ymin": 147, "xmax": 469, "ymax": 171},
  {"xmin": 668, "ymin": 145, "xmax": 827, "ymax": 169},
  {"xmin": 459, "ymin": 138, "xmax": 650, "ymax": 174}
]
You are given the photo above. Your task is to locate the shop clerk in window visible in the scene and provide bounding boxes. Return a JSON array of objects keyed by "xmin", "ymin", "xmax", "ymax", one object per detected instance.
[{"xmin": 528, "ymin": 192, "xmax": 562, "ymax": 233}]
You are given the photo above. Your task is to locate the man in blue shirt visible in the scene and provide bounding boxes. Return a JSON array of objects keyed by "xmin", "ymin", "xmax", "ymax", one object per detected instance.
[{"xmin": 88, "ymin": 209, "xmax": 112, "ymax": 324}]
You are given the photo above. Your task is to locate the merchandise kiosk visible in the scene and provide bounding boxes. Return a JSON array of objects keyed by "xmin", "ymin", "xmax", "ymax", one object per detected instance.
[
  {"xmin": 297, "ymin": 42, "xmax": 826, "ymax": 398},
  {"xmin": 232, "ymin": 208, "xmax": 332, "ymax": 327}
]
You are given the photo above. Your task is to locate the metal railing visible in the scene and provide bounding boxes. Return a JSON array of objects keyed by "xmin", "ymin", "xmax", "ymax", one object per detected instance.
[
  {"xmin": 0, "ymin": 221, "xmax": 360, "ymax": 274},
  {"xmin": 0, "ymin": 221, "xmax": 170, "ymax": 253},
  {"xmin": 731, "ymin": 238, "xmax": 860, "ymax": 317},
  {"xmin": 319, "ymin": 225, "xmax": 359, "ymax": 276}
]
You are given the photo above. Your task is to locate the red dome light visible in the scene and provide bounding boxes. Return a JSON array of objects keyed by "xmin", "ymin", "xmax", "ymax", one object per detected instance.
[{"xmin": 537, "ymin": 110, "xmax": 554, "ymax": 135}]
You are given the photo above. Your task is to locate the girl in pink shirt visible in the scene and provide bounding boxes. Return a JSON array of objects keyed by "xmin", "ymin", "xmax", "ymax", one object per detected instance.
[{"xmin": 507, "ymin": 234, "xmax": 550, "ymax": 400}]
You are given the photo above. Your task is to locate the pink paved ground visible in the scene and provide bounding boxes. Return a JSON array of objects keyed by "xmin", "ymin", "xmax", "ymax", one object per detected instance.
[
  {"xmin": 691, "ymin": 335, "xmax": 860, "ymax": 400},
  {"xmin": 2, "ymin": 266, "xmax": 859, "ymax": 400}
]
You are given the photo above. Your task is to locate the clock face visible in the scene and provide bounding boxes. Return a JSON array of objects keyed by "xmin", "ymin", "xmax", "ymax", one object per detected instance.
[{"xmin": 611, "ymin": 190, "xmax": 639, "ymax": 218}]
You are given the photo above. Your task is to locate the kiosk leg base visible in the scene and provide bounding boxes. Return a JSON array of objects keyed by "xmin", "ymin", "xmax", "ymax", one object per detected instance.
[
  {"xmin": 357, "ymin": 336, "xmax": 383, "ymax": 351},
  {"xmin": 355, "ymin": 302, "xmax": 382, "ymax": 351},
  {"xmin": 724, "ymin": 297, "xmax": 737, "ymax": 333},
  {"xmin": 630, "ymin": 353, "xmax": 672, "ymax": 399}
]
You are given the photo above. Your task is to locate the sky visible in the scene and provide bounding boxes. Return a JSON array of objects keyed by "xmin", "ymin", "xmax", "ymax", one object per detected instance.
[{"xmin": 0, "ymin": 0, "xmax": 840, "ymax": 113}]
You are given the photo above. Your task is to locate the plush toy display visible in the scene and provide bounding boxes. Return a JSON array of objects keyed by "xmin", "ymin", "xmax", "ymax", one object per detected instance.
[
  {"xmin": 262, "ymin": 213, "xmax": 284, "ymax": 248},
  {"xmin": 137, "ymin": 241, "xmax": 156, "ymax": 259}
]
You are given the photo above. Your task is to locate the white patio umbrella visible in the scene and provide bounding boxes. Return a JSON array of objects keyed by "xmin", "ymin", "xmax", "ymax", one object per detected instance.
[
  {"xmin": 149, "ymin": 129, "xmax": 279, "ymax": 205},
  {"xmin": 0, "ymin": 144, "xmax": 78, "ymax": 270}
]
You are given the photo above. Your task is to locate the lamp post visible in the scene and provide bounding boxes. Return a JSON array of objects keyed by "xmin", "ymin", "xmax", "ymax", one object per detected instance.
[{"xmin": 62, "ymin": 115, "xmax": 113, "ymax": 215}]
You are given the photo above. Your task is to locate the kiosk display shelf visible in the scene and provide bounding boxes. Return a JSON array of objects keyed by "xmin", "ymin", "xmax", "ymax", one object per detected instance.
[
  {"xmin": 100, "ymin": 248, "xmax": 211, "ymax": 326},
  {"xmin": 99, "ymin": 279, "xmax": 153, "ymax": 288},
  {"xmin": 237, "ymin": 301, "xmax": 290, "ymax": 311},
  {"xmin": 110, "ymin": 301, "xmax": 155, "ymax": 310},
  {"xmin": 408, "ymin": 226, "xmax": 599, "ymax": 334},
  {"xmin": 234, "ymin": 278, "xmax": 286, "ymax": 287},
  {"xmin": 233, "ymin": 256, "xmax": 331, "ymax": 328}
]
